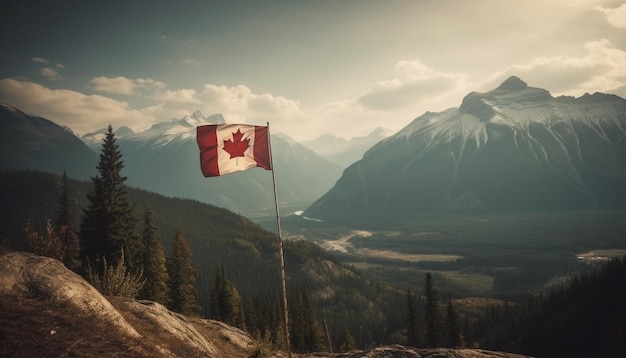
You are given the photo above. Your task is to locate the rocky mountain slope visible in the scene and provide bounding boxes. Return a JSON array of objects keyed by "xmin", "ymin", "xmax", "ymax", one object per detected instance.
[
  {"xmin": 305, "ymin": 76, "xmax": 626, "ymax": 220},
  {"xmin": 0, "ymin": 251, "xmax": 533, "ymax": 358},
  {"xmin": 0, "ymin": 103, "xmax": 97, "ymax": 180}
]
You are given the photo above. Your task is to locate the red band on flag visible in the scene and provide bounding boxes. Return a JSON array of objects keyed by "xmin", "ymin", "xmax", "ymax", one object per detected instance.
[
  {"xmin": 197, "ymin": 125, "xmax": 220, "ymax": 177},
  {"xmin": 253, "ymin": 126, "xmax": 271, "ymax": 170}
]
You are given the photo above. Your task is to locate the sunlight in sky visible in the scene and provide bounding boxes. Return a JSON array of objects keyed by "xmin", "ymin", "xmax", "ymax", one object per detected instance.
[{"xmin": 1, "ymin": 0, "xmax": 625, "ymax": 141}]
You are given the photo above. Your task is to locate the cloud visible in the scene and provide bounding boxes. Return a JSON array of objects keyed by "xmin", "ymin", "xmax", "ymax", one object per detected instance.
[
  {"xmin": 595, "ymin": 3, "xmax": 626, "ymax": 29},
  {"xmin": 90, "ymin": 76, "xmax": 166, "ymax": 95},
  {"xmin": 32, "ymin": 58, "xmax": 65, "ymax": 80},
  {"xmin": 40, "ymin": 67, "xmax": 63, "ymax": 80},
  {"xmin": 479, "ymin": 39, "xmax": 626, "ymax": 98},
  {"xmin": 179, "ymin": 58, "xmax": 201, "ymax": 66},
  {"xmin": 157, "ymin": 89, "xmax": 201, "ymax": 103},
  {"xmin": 32, "ymin": 57, "xmax": 49, "ymax": 64},
  {"xmin": 357, "ymin": 60, "xmax": 467, "ymax": 111},
  {"xmin": 0, "ymin": 78, "xmax": 156, "ymax": 135},
  {"xmin": 194, "ymin": 84, "xmax": 307, "ymax": 132}
]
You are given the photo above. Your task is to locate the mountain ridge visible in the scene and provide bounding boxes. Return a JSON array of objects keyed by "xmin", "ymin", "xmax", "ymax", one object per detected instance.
[
  {"xmin": 0, "ymin": 106, "xmax": 342, "ymax": 216},
  {"xmin": 305, "ymin": 76, "xmax": 626, "ymax": 220},
  {"xmin": 0, "ymin": 103, "xmax": 98, "ymax": 180}
]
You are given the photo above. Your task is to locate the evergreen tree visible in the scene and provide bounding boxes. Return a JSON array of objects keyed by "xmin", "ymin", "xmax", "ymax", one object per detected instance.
[
  {"xmin": 139, "ymin": 207, "xmax": 169, "ymax": 305},
  {"xmin": 167, "ymin": 228, "xmax": 200, "ymax": 316},
  {"xmin": 270, "ymin": 302, "xmax": 287, "ymax": 350},
  {"xmin": 337, "ymin": 325, "xmax": 356, "ymax": 353},
  {"xmin": 55, "ymin": 171, "xmax": 81, "ymax": 272},
  {"xmin": 406, "ymin": 288, "xmax": 421, "ymax": 347},
  {"xmin": 291, "ymin": 287, "xmax": 324, "ymax": 353},
  {"xmin": 209, "ymin": 263, "xmax": 244, "ymax": 328},
  {"xmin": 423, "ymin": 273, "xmax": 442, "ymax": 347},
  {"xmin": 209, "ymin": 265, "xmax": 224, "ymax": 319},
  {"xmin": 244, "ymin": 296, "xmax": 261, "ymax": 339},
  {"xmin": 444, "ymin": 296, "xmax": 463, "ymax": 347},
  {"xmin": 79, "ymin": 125, "xmax": 143, "ymax": 273}
]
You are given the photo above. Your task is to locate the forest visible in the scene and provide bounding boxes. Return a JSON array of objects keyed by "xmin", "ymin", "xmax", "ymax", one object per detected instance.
[{"xmin": 1, "ymin": 126, "xmax": 624, "ymax": 356}]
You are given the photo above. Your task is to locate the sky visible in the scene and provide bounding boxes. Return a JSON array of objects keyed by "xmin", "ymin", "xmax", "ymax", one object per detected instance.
[{"xmin": 1, "ymin": 0, "xmax": 625, "ymax": 141}]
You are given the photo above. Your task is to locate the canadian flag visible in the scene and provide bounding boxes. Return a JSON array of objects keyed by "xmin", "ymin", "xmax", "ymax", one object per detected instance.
[{"xmin": 196, "ymin": 124, "xmax": 272, "ymax": 177}]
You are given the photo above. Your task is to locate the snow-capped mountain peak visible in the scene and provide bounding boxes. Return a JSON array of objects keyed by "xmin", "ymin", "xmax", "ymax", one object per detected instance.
[
  {"xmin": 179, "ymin": 110, "xmax": 206, "ymax": 127},
  {"xmin": 306, "ymin": 76, "xmax": 626, "ymax": 219}
]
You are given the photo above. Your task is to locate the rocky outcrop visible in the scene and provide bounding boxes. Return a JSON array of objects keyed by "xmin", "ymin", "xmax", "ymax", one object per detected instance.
[
  {"xmin": 0, "ymin": 251, "xmax": 223, "ymax": 357},
  {"xmin": 298, "ymin": 346, "xmax": 532, "ymax": 358},
  {"xmin": 0, "ymin": 251, "xmax": 142, "ymax": 340},
  {"xmin": 114, "ymin": 298, "xmax": 219, "ymax": 356}
]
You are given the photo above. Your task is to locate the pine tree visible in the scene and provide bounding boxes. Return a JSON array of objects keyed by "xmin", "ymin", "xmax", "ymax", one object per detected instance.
[
  {"xmin": 423, "ymin": 272, "xmax": 442, "ymax": 348},
  {"xmin": 445, "ymin": 296, "xmax": 463, "ymax": 347},
  {"xmin": 209, "ymin": 265, "xmax": 224, "ymax": 319},
  {"xmin": 406, "ymin": 288, "xmax": 421, "ymax": 347},
  {"xmin": 244, "ymin": 296, "xmax": 261, "ymax": 339},
  {"xmin": 210, "ymin": 264, "xmax": 244, "ymax": 328},
  {"xmin": 79, "ymin": 125, "xmax": 143, "ymax": 273},
  {"xmin": 55, "ymin": 171, "xmax": 81, "ymax": 272},
  {"xmin": 291, "ymin": 287, "xmax": 324, "ymax": 353},
  {"xmin": 167, "ymin": 228, "xmax": 200, "ymax": 316},
  {"xmin": 139, "ymin": 207, "xmax": 169, "ymax": 305},
  {"xmin": 337, "ymin": 325, "xmax": 356, "ymax": 353}
]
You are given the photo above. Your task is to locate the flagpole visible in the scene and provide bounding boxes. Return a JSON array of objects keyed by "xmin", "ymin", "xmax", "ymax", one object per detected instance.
[{"xmin": 266, "ymin": 122, "xmax": 291, "ymax": 357}]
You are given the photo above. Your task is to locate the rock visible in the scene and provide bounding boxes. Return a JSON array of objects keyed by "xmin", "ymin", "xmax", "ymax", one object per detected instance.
[
  {"xmin": 0, "ymin": 251, "xmax": 223, "ymax": 357},
  {"xmin": 114, "ymin": 298, "xmax": 219, "ymax": 357},
  {"xmin": 297, "ymin": 345, "xmax": 533, "ymax": 358},
  {"xmin": 0, "ymin": 251, "xmax": 141, "ymax": 340}
]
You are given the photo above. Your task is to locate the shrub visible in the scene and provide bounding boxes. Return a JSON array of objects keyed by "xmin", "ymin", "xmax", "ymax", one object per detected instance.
[{"xmin": 87, "ymin": 250, "xmax": 145, "ymax": 298}]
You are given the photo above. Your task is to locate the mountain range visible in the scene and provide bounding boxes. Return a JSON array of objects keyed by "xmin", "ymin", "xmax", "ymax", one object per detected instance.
[
  {"xmin": 304, "ymin": 76, "xmax": 626, "ymax": 221},
  {"xmin": 0, "ymin": 106, "xmax": 351, "ymax": 216},
  {"xmin": 302, "ymin": 127, "xmax": 390, "ymax": 168},
  {"xmin": 4, "ymin": 76, "xmax": 626, "ymax": 220}
]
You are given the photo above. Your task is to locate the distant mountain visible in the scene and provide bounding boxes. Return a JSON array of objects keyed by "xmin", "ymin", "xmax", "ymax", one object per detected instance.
[
  {"xmin": 82, "ymin": 125, "xmax": 135, "ymax": 146},
  {"xmin": 1, "ymin": 104, "xmax": 342, "ymax": 216},
  {"xmin": 0, "ymin": 103, "xmax": 98, "ymax": 180},
  {"xmin": 302, "ymin": 127, "xmax": 389, "ymax": 168},
  {"xmin": 86, "ymin": 111, "xmax": 342, "ymax": 216},
  {"xmin": 304, "ymin": 76, "xmax": 626, "ymax": 221}
]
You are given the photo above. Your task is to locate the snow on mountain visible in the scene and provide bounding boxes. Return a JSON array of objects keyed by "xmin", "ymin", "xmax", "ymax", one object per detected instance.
[
  {"xmin": 82, "ymin": 126, "xmax": 135, "ymax": 148},
  {"xmin": 81, "ymin": 111, "xmax": 226, "ymax": 148},
  {"xmin": 305, "ymin": 76, "xmax": 626, "ymax": 220},
  {"xmin": 110, "ymin": 112, "xmax": 341, "ymax": 215},
  {"xmin": 122, "ymin": 112, "xmax": 225, "ymax": 147}
]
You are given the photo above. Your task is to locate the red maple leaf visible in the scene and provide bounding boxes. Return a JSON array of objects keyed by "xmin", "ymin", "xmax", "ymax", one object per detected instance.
[{"xmin": 222, "ymin": 129, "xmax": 250, "ymax": 159}]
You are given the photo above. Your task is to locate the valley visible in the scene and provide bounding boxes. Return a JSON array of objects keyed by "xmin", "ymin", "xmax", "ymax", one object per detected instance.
[{"xmin": 280, "ymin": 209, "xmax": 626, "ymax": 298}]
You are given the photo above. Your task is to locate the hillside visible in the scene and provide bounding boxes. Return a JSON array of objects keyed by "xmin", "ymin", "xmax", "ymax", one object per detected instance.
[
  {"xmin": 0, "ymin": 251, "xmax": 534, "ymax": 358},
  {"xmin": 0, "ymin": 103, "xmax": 97, "ymax": 180},
  {"xmin": 0, "ymin": 169, "xmax": 408, "ymax": 348}
]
